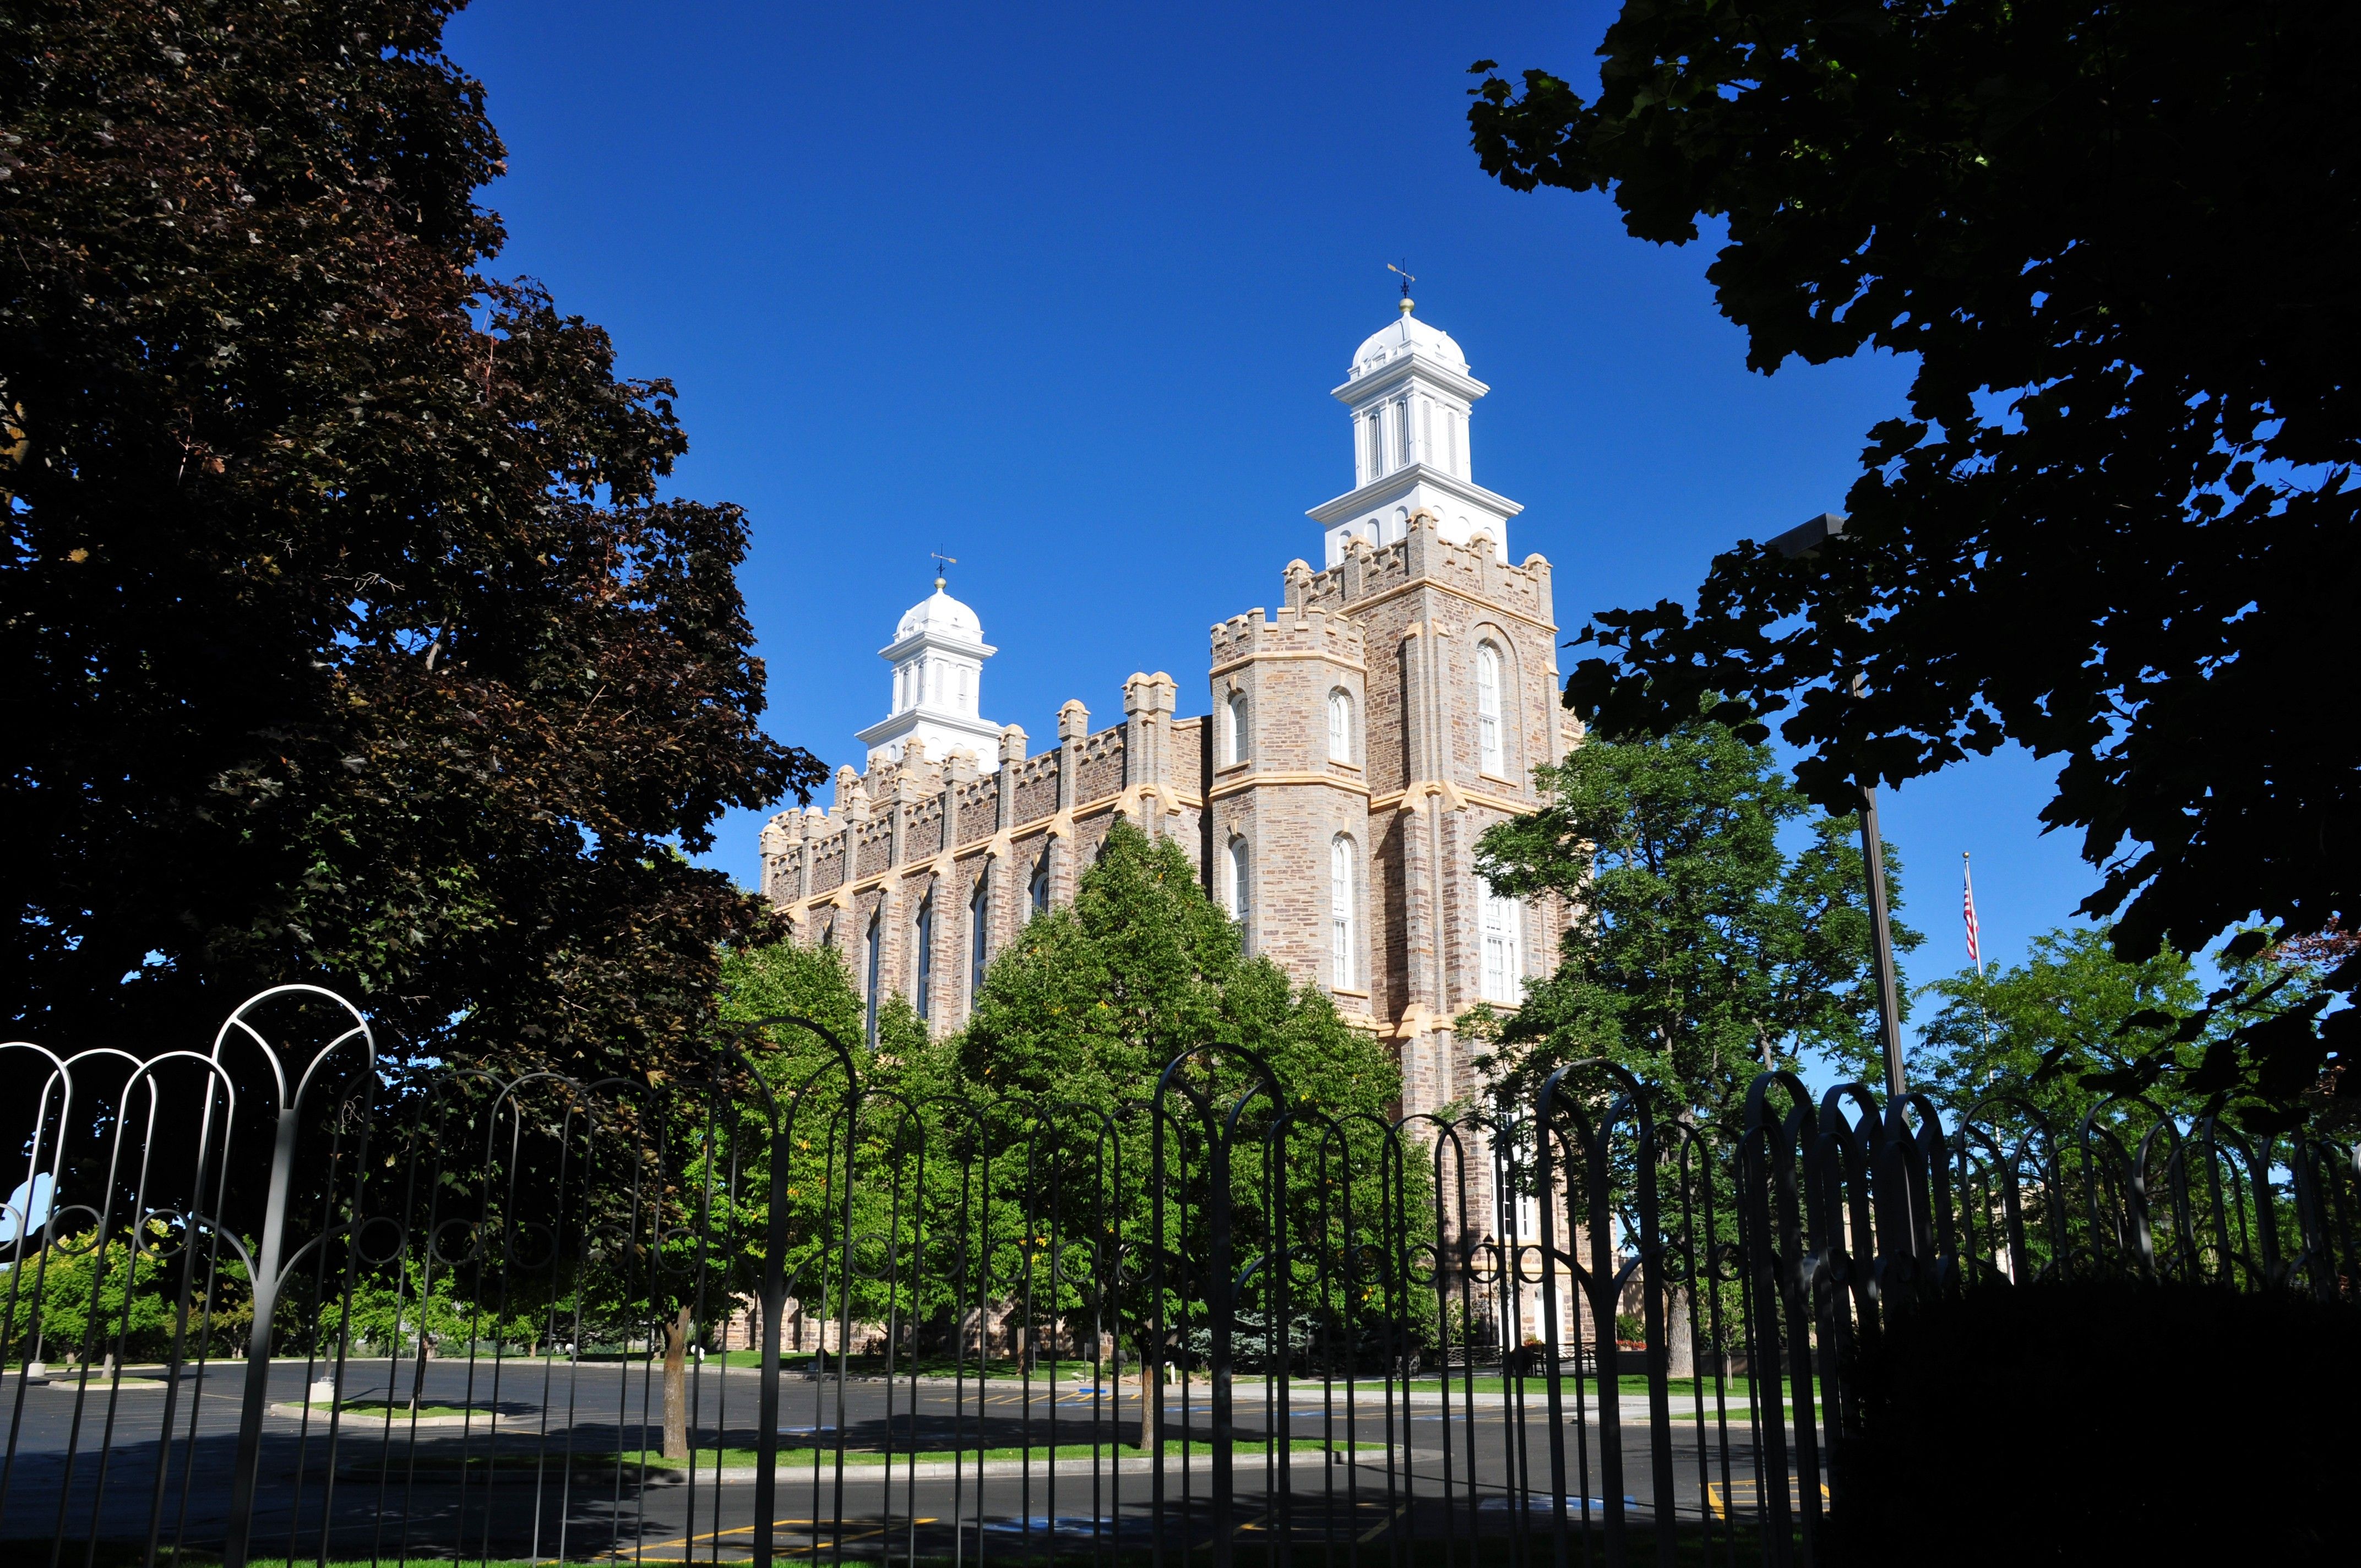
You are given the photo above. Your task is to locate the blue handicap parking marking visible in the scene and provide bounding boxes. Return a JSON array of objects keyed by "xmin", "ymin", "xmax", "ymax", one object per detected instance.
[{"xmin": 982, "ymin": 1515, "xmax": 1157, "ymax": 1537}]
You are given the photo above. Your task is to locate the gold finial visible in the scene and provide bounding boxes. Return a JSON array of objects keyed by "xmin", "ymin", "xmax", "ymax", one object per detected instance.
[{"xmin": 1388, "ymin": 260, "xmax": 1416, "ymax": 314}]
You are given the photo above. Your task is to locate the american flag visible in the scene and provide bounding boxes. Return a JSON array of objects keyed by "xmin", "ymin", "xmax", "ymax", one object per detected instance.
[{"xmin": 1962, "ymin": 852, "xmax": 1983, "ymax": 975}]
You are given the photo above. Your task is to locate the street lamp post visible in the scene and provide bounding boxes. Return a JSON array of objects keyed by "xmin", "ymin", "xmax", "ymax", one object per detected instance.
[{"xmin": 1765, "ymin": 512, "xmax": 1908, "ymax": 1104}]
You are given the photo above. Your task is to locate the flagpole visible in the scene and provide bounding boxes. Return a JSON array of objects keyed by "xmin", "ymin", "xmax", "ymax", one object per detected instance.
[{"xmin": 1965, "ymin": 851, "xmax": 1994, "ymax": 1076}]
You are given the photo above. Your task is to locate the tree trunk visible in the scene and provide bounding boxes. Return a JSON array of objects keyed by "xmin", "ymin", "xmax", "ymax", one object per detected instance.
[
  {"xmin": 662, "ymin": 1305, "xmax": 692, "ymax": 1460},
  {"xmin": 1666, "ymin": 1284, "xmax": 1695, "ymax": 1379},
  {"xmin": 1137, "ymin": 1338, "xmax": 1154, "ymax": 1451},
  {"xmin": 408, "ymin": 1333, "xmax": 432, "ymax": 1413}
]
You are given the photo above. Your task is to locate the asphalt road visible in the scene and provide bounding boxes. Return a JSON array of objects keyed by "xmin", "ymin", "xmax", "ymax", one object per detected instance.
[{"xmin": 3, "ymin": 1360, "xmax": 1813, "ymax": 1560}]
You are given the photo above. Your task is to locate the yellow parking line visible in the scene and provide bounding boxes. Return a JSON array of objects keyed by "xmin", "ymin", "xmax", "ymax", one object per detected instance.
[
  {"xmin": 638, "ymin": 1516, "xmax": 938, "ymax": 1553},
  {"xmin": 1358, "ymin": 1500, "xmax": 1413, "ymax": 1543},
  {"xmin": 1704, "ymin": 1479, "xmax": 1828, "ymax": 1521}
]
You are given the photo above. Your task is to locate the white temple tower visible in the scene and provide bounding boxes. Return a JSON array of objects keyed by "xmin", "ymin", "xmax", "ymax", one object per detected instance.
[
  {"xmin": 1307, "ymin": 295, "xmax": 1524, "ymax": 565},
  {"xmin": 854, "ymin": 577, "xmax": 1008, "ymax": 772}
]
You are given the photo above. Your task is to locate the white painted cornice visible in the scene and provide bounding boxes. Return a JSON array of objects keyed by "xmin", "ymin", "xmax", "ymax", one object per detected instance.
[
  {"xmin": 1332, "ymin": 357, "xmax": 1488, "ymax": 407},
  {"xmin": 877, "ymin": 629, "xmax": 997, "ymax": 663},
  {"xmin": 1307, "ymin": 463, "xmax": 1525, "ymax": 526}
]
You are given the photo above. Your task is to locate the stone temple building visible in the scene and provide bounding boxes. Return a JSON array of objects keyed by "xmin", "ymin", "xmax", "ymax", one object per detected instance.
[{"xmin": 755, "ymin": 298, "xmax": 1574, "ymax": 1127}]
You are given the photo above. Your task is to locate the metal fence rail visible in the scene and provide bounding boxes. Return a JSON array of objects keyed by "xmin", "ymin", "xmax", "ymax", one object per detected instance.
[{"xmin": 3, "ymin": 987, "xmax": 2353, "ymax": 1566}]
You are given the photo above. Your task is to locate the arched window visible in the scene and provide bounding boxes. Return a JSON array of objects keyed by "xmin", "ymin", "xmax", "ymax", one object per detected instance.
[
  {"xmin": 913, "ymin": 895, "xmax": 934, "ymax": 1022},
  {"xmin": 864, "ymin": 910, "xmax": 883, "ymax": 1047},
  {"xmin": 1330, "ymin": 836, "xmax": 1355, "ymax": 989},
  {"xmin": 818, "ymin": 913, "xmax": 834, "ymax": 950},
  {"xmin": 1031, "ymin": 846, "xmax": 1052, "ymax": 916},
  {"xmin": 969, "ymin": 872, "xmax": 991, "ymax": 1010},
  {"xmin": 1328, "ymin": 688, "xmax": 1353, "ymax": 762},
  {"xmin": 1228, "ymin": 837, "xmax": 1252, "ymax": 940},
  {"xmin": 1225, "ymin": 690, "xmax": 1251, "ymax": 766},
  {"xmin": 1479, "ymin": 878, "xmax": 1522, "ymax": 1005},
  {"xmin": 1476, "ymin": 642, "xmax": 1505, "ymax": 776}
]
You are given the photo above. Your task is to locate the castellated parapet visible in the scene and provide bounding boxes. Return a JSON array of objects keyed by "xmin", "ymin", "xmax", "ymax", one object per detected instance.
[
  {"xmin": 1209, "ymin": 602, "xmax": 1367, "ymax": 671},
  {"xmin": 757, "ymin": 667, "xmax": 1209, "ymax": 1006},
  {"xmin": 1290, "ymin": 511, "xmax": 1554, "ymax": 627}
]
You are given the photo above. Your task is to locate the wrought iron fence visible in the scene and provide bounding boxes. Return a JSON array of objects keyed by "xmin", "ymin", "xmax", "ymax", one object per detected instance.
[{"xmin": 3, "ymin": 987, "xmax": 2353, "ymax": 1565}]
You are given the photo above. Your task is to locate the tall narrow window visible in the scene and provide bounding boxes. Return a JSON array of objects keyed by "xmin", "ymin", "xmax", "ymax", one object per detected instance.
[
  {"xmin": 913, "ymin": 895, "xmax": 934, "ymax": 1022},
  {"xmin": 864, "ymin": 911, "xmax": 883, "ymax": 1047},
  {"xmin": 1327, "ymin": 689, "xmax": 1353, "ymax": 763},
  {"xmin": 957, "ymin": 665, "xmax": 970, "ymax": 710},
  {"xmin": 1230, "ymin": 837, "xmax": 1252, "ymax": 929},
  {"xmin": 1330, "ymin": 836, "xmax": 1354, "ymax": 989},
  {"xmin": 819, "ymin": 914, "xmax": 834, "ymax": 950},
  {"xmin": 1477, "ymin": 643, "xmax": 1504, "ymax": 776},
  {"xmin": 1031, "ymin": 847, "xmax": 1052, "ymax": 916},
  {"xmin": 1226, "ymin": 691, "xmax": 1250, "ymax": 766},
  {"xmin": 1228, "ymin": 837, "xmax": 1252, "ymax": 937},
  {"xmin": 970, "ymin": 872, "xmax": 990, "ymax": 1010},
  {"xmin": 1480, "ymin": 879, "xmax": 1522, "ymax": 1004}
]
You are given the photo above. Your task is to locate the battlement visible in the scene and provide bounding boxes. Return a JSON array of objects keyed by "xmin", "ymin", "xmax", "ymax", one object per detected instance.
[
  {"xmin": 1290, "ymin": 511, "xmax": 1553, "ymax": 624},
  {"xmin": 1209, "ymin": 602, "xmax": 1368, "ymax": 668}
]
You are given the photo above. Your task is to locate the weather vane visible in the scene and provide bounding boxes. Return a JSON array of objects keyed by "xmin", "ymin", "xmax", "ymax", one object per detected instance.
[
  {"xmin": 931, "ymin": 551, "xmax": 956, "ymax": 589},
  {"xmin": 1387, "ymin": 260, "xmax": 1416, "ymax": 297}
]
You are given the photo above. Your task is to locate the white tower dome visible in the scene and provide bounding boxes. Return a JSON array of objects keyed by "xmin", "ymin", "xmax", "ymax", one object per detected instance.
[
  {"xmin": 1350, "ymin": 311, "xmax": 1470, "ymax": 378},
  {"xmin": 855, "ymin": 579, "xmax": 1009, "ymax": 772},
  {"xmin": 1308, "ymin": 298, "xmax": 1523, "ymax": 566},
  {"xmin": 895, "ymin": 586, "xmax": 985, "ymax": 644}
]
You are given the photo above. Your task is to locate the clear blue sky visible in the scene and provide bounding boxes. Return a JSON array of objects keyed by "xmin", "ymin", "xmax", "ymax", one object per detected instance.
[{"xmin": 445, "ymin": 0, "xmax": 2099, "ymax": 1041}]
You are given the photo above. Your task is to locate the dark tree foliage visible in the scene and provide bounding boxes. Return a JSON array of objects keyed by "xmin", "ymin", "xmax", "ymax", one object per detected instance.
[
  {"xmin": 0, "ymin": 2, "xmax": 822, "ymax": 1075},
  {"xmin": 1466, "ymin": 2, "xmax": 2358, "ymax": 1124}
]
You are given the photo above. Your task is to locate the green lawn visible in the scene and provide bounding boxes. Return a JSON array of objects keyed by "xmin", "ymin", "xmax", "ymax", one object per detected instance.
[
  {"xmin": 712, "ymin": 1351, "xmax": 1118, "ymax": 1380},
  {"xmin": 705, "ymin": 1358, "xmax": 1811, "ymax": 1407},
  {"xmin": 1396, "ymin": 1374, "xmax": 1826, "ymax": 1402}
]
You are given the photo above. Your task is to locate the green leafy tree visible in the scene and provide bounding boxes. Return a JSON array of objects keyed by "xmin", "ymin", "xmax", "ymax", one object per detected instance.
[
  {"xmin": 960, "ymin": 821, "xmax": 1419, "ymax": 1418},
  {"xmin": 0, "ymin": 0, "xmax": 822, "ymax": 1079},
  {"xmin": 715, "ymin": 938, "xmax": 936, "ymax": 1348},
  {"xmin": 1472, "ymin": 719, "xmax": 1919, "ymax": 1136},
  {"xmin": 1465, "ymin": 2, "xmax": 2357, "ymax": 1123},
  {"xmin": 1911, "ymin": 925, "xmax": 2336, "ymax": 1281},
  {"xmin": 6, "ymin": 1224, "xmax": 178, "ymax": 1366},
  {"xmin": 1912, "ymin": 926, "xmax": 2212, "ymax": 1132},
  {"xmin": 1472, "ymin": 719, "xmax": 1917, "ymax": 1369}
]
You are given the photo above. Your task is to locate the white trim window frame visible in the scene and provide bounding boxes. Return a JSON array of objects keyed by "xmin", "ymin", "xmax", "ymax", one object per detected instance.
[
  {"xmin": 1476, "ymin": 642, "xmax": 1505, "ymax": 777},
  {"xmin": 1330, "ymin": 836, "xmax": 1354, "ymax": 989},
  {"xmin": 1480, "ymin": 876, "xmax": 1522, "ymax": 1005}
]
